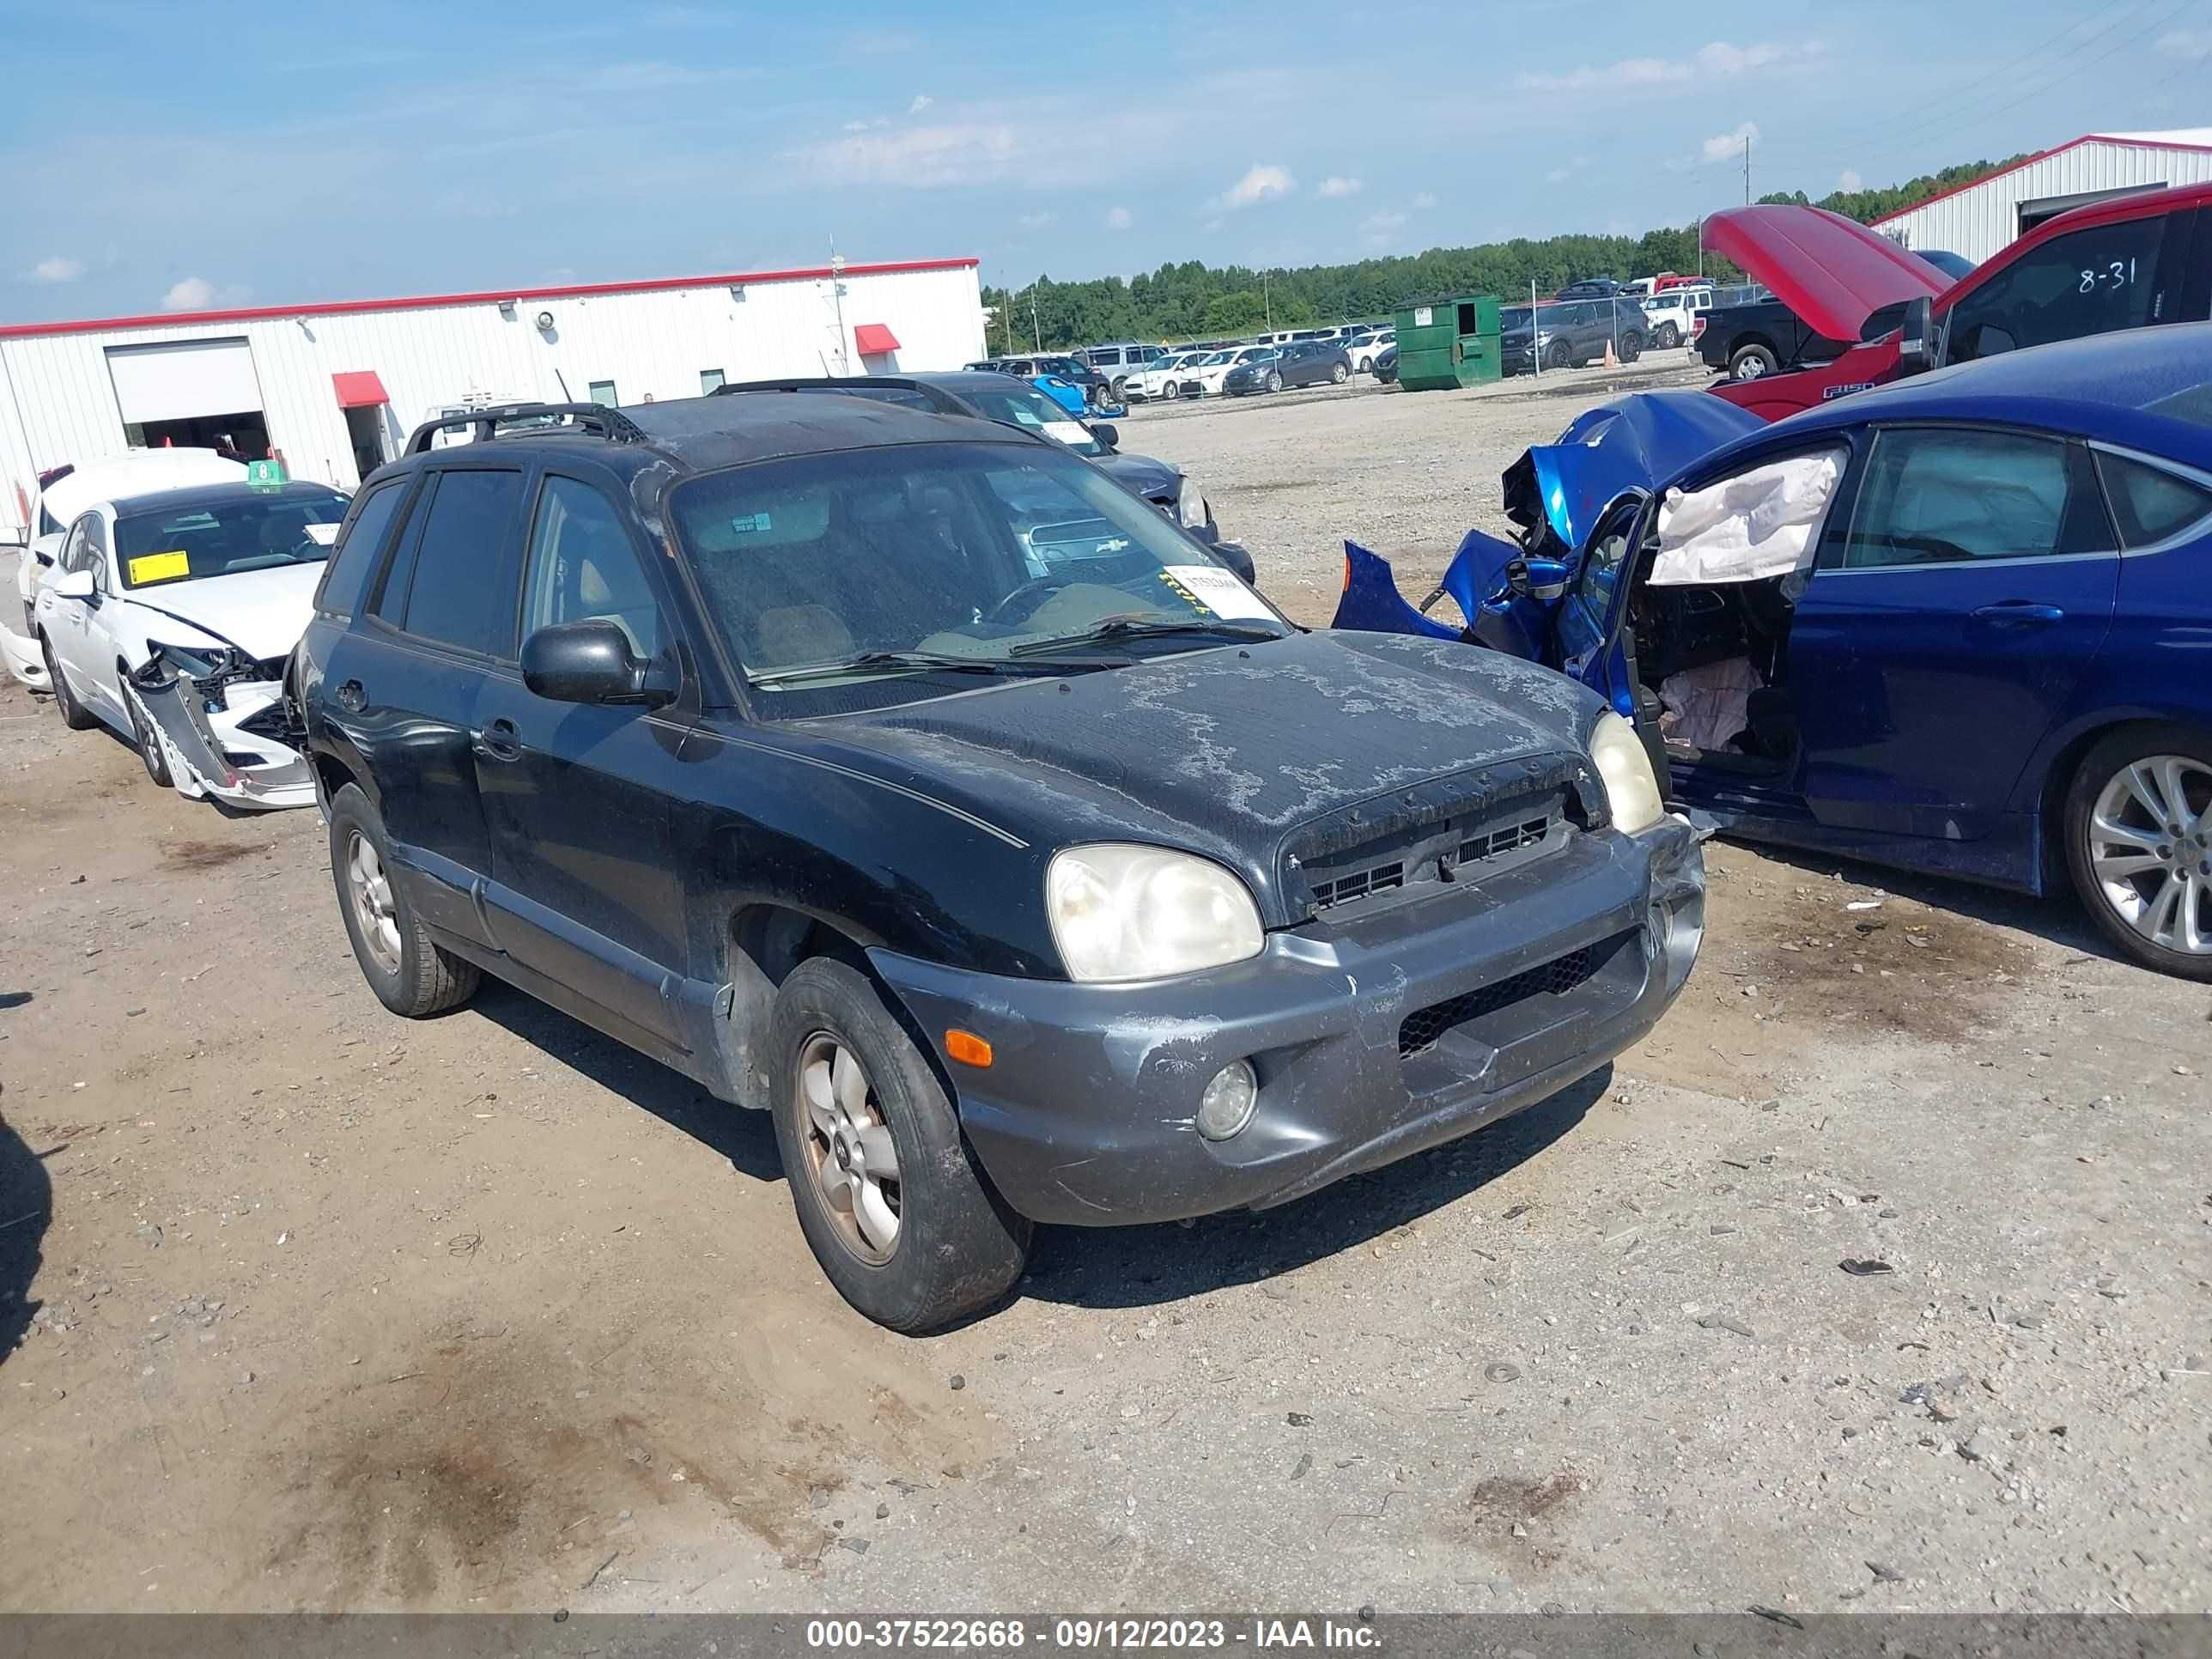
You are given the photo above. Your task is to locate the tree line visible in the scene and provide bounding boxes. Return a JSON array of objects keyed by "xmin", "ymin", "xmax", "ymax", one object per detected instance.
[{"xmin": 981, "ymin": 155, "xmax": 2027, "ymax": 350}]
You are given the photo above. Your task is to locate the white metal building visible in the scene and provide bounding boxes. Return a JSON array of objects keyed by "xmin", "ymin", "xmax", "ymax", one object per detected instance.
[
  {"xmin": 0, "ymin": 256, "xmax": 985, "ymax": 539},
  {"xmin": 1874, "ymin": 130, "xmax": 2212, "ymax": 264}
]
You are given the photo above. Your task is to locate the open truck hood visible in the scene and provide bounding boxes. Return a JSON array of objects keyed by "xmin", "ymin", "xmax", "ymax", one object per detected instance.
[{"xmin": 1700, "ymin": 205, "xmax": 1948, "ymax": 342}]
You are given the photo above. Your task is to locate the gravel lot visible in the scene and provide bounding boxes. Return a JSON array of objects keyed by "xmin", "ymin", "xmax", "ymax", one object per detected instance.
[{"xmin": 3, "ymin": 357, "xmax": 2208, "ymax": 1616}]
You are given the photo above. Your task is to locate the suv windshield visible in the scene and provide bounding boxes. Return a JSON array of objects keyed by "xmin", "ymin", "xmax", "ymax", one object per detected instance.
[
  {"xmin": 670, "ymin": 441, "xmax": 1287, "ymax": 704},
  {"xmin": 114, "ymin": 488, "xmax": 349, "ymax": 589},
  {"xmin": 956, "ymin": 381, "xmax": 1105, "ymax": 455}
]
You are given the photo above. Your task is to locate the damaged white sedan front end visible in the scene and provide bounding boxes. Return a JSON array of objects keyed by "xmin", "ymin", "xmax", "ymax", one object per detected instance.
[{"xmin": 127, "ymin": 637, "xmax": 313, "ymax": 810}]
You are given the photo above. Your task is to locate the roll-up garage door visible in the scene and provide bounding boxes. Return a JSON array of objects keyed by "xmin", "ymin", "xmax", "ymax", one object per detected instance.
[{"xmin": 105, "ymin": 338, "xmax": 264, "ymax": 424}]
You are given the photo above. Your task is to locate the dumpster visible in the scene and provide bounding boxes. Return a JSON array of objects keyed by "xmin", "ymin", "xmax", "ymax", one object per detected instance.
[{"xmin": 1391, "ymin": 295, "xmax": 1503, "ymax": 391}]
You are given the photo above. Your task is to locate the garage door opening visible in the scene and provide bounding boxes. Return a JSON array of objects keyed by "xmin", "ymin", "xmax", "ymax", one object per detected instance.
[
  {"xmin": 106, "ymin": 337, "xmax": 270, "ymax": 460},
  {"xmin": 333, "ymin": 370, "xmax": 393, "ymax": 480}
]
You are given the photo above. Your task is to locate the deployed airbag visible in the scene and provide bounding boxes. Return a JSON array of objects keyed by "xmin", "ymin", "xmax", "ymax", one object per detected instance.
[{"xmin": 1650, "ymin": 447, "xmax": 1847, "ymax": 588}]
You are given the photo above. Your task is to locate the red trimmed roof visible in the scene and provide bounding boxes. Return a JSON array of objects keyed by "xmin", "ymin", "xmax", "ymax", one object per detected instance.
[
  {"xmin": 0, "ymin": 256, "xmax": 981, "ymax": 343},
  {"xmin": 853, "ymin": 322, "xmax": 901, "ymax": 354},
  {"xmin": 1871, "ymin": 132, "xmax": 2212, "ymax": 228},
  {"xmin": 331, "ymin": 370, "xmax": 389, "ymax": 408}
]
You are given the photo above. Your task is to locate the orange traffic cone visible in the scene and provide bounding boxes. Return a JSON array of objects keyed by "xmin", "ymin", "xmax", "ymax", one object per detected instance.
[{"xmin": 1603, "ymin": 337, "xmax": 1619, "ymax": 368}]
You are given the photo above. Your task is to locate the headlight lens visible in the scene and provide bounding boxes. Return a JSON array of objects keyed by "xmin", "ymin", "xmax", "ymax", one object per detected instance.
[
  {"xmin": 1176, "ymin": 474, "xmax": 1211, "ymax": 530},
  {"xmin": 1589, "ymin": 710, "xmax": 1664, "ymax": 834},
  {"xmin": 1047, "ymin": 843, "xmax": 1264, "ymax": 982}
]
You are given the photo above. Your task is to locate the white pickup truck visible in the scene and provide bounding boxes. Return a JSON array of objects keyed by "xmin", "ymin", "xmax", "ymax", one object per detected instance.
[{"xmin": 1638, "ymin": 286, "xmax": 1716, "ymax": 349}]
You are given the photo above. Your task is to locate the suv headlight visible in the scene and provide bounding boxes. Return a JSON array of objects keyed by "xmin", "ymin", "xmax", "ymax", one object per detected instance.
[
  {"xmin": 1048, "ymin": 844, "xmax": 1264, "ymax": 982},
  {"xmin": 1176, "ymin": 473, "xmax": 1211, "ymax": 531},
  {"xmin": 1589, "ymin": 711, "xmax": 1663, "ymax": 834}
]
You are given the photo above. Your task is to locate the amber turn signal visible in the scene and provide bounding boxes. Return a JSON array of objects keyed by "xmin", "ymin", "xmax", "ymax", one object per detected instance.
[{"xmin": 945, "ymin": 1029, "xmax": 994, "ymax": 1068}]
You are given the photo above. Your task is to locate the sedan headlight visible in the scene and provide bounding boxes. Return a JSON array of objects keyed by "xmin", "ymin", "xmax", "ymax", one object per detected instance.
[
  {"xmin": 1176, "ymin": 474, "xmax": 1211, "ymax": 531},
  {"xmin": 1589, "ymin": 710, "xmax": 1664, "ymax": 834},
  {"xmin": 1048, "ymin": 844, "xmax": 1264, "ymax": 982}
]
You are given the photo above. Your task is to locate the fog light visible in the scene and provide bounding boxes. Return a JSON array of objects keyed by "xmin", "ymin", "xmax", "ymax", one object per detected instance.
[{"xmin": 1196, "ymin": 1060, "xmax": 1258, "ymax": 1141}]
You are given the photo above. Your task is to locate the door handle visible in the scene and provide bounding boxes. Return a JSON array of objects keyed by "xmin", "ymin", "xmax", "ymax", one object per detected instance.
[
  {"xmin": 335, "ymin": 678, "xmax": 366, "ymax": 713},
  {"xmin": 1968, "ymin": 601, "xmax": 2064, "ymax": 628},
  {"xmin": 476, "ymin": 717, "xmax": 521, "ymax": 762}
]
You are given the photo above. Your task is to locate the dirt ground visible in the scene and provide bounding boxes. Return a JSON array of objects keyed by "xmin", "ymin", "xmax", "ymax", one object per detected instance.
[{"xmin": 3, "ymin": 358, "xmax": 2209, "ymax": 1615}]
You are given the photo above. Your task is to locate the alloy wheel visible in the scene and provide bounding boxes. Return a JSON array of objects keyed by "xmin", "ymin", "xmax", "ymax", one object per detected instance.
[
  {"xmin": 797, "ymin": 1031, "xmax": 902, "ymax": 1262},
  {"xmin": 346, "ymin": 830, "xmax": 404, "ymax": 976},
  {"xmin": 2086, "ymin": 754, "xmax": 2212, "ymax": 957}
]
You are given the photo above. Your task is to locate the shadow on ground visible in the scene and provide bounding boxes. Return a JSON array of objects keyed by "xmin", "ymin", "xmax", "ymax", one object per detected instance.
[
  {"xmin": 1019, "ymin": 1066, "xmax": 1607, "ymax": 1311},
  {"xmin": 0, "ymin": 1106, "xmax": 53, "ymax": 1364},
  {"xmin": 466, "ymin": 979, "xmax": 783, "ymax": 1183}
]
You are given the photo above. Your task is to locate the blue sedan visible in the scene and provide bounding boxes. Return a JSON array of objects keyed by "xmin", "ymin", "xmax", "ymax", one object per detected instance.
[{"xmin": 1335, "ymin": 324, "xmax": 2212, "ymax": 979}]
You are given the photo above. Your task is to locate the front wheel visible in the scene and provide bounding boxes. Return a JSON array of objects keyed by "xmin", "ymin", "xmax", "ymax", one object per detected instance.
[
  {"xmin": 1656, "ymin": 322, "xmax": 1680, "ymax": 349},
  {"xmin": 123, "ymin": 677, "xmax": 173, "ymax": 787},
  {"xmin": 328, "ymin": 783, "xmax": 482, "ymax": 1015},
  {"xmin": 1730, "ymin": 343, "xmax": 1778, "ymax": 380},
  {"xmin": 769, "ymin": 957, "xmax": 1031, "ymax": 1331},
  {"xmin": 1266, "ymin": 371, "xmax": 1282, "ymax": 392},
  {"xmin": 1162, "ymin": 381, "xmax": 1179, "ymax": 400},
  {"xmin": 2063, "ymin": 726, "xmax": 2212, "ymax": 979},
  {"xmin": 1543, "ymin": 341, "xmax": 1571, "ymax": 371}
]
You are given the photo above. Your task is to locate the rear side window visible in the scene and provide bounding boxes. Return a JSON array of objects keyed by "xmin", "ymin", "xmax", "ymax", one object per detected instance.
[
  {"xmin": 316, "ymin": 480, "xmax": 407, "ymax": 617},
  {"xmin": 2094, "ymin": 451, "xmax": 2212, "ymax": 548},
  {"xmin": 391, "ymin": 469, "xmax": 526, "ymax": 656}
]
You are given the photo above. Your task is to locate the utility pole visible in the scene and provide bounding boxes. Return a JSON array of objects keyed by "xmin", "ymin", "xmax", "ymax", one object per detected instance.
[
  {"xmin": 1263, "ymin": 270, "xmax": 1273, "ymax": 330},
  {"xmin": 1744, "ymin": 134, "xmax": 1752, "ymax": 205},
  {"xmin": 1004, "ymin": 284, "xmax": 1014, "ymax": 353},
  {"xmin": 830, "ymin": 237, "xmax": 851, "ymax": 375},
  {"xmin": 1030, "ymin": 279, "xmax": 1042, "ymax": 350}
]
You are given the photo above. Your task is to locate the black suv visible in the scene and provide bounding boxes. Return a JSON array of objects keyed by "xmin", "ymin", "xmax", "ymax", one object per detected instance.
[
  {"xmin": 1502, "ymin": 300, "xmax": 1647, "ymax": 374},
  {"xmin": 296, "ymin": 397, "xmax": 1705, "ymax": 1329},
  {"xmin": 712, "ymin": 373, "xmax": 1252, "ymax": 583}
]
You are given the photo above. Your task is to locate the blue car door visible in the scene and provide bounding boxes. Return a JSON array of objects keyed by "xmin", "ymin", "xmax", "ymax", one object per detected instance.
[{"xmin": 1785, "ymin": 423, "xmax": 2119, "ymax": 841}]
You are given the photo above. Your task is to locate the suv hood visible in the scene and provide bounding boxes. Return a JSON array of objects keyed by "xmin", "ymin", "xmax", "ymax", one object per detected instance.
[
  {"xmin": 809, "ymin": 629, "xmax": 1605, "ymax": 927},
  {"xmin": 123, "ymin": 561, "xmax": 325, "ymax": 661},
  {"xmin": 1701, "ymin": 205, "xmax": 1947, "ymax": 341}
]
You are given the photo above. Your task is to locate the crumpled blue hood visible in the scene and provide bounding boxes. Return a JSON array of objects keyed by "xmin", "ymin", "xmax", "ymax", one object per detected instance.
[{"xmin": 1504, "ymin": 390, "xmax": 1764, "ymax": 554}]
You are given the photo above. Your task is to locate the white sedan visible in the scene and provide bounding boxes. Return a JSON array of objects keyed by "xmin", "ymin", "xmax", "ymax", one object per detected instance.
[
  {"xmin": 1126, "ymin": 350, "xmax": 1211, "ymax": 401},
  {"xmin": 33, "ymin": 476, "xmax": 349, "ymax": 810},
  {"xmin": 1189, "ymin": 346, "xmax": 1276, "ymax": 397}
]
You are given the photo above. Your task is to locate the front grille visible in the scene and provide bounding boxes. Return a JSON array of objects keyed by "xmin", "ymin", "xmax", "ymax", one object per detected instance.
[
  {"xmin": 1461, "ymin": 814, "xmax": 1550, "ymax": 866},
  {"xmin": 1310, "ymin": 861, "xmax": 1404, "ymax": 908},
  {"xmin": 1304, "ymin": 803, "xmax": 1564, "ymax": 916},
  {"xmin": 1398, "ymin": 941, "xmax": 1608, "ymax": 1058}
]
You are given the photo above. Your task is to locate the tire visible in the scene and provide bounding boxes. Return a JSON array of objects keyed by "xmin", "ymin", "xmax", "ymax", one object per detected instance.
[
  {"xmin": 327, "ymin": 782, "xmax": 482, "ymax": 1017},
  {"xmin": 1656, "ymin": 323, "xmax": 1680, "ymax": 349},
  {"xmin": 40, "ymin": 635, "xmax": 95, "ymax": 731},
  {"xmin": 1266, "ymin": 371, "xmax": 1282, "ymax": 393},
  {"xmin": 1163, "ymin": 382, "xmax": 1180, "ymax": 401},
  {"xmin": 1330, "ymin": 362, "xmax": 1348, "ymax": 384},
  {"xmin": 1543, "ymin": 341, "xmax": 1571, "ymax": 371},
  {"xmin": 122, "ymin": 672, "xmax": 173, "ymax": 787},
  {"xmin": 2062, "ymin": 725, "xmax": 2212, "ymax": 980},
  {"xmin": 1620, "ymin": 331, "xmax": 1643, "ymax": 363},
  {"xmin": 769, "ymin": 957, "xmax": 1030, "ymax": 1331},
  {"xmin": 1730, "ymin": 343, "xmax": 1779, "ymax": 380},
  {"xmin": 1109, "ymin": 376, "xmax": 1128, "ymax": 400}
]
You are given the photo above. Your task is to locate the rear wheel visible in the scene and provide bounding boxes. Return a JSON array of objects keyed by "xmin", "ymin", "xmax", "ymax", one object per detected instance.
[
  {"xmin": 1330, "ymin": 362, "xmax": 1348, "ymax": 383},
  {"xmin": 1730, "ymin": 343, "xmax": 1778, "ymax": 380},
  {"xmin": 327, "ymin": 782, "xmax": 482, "ymax": 1016},
  {"xmin": 40, "ymin": 635, "xmax": 94, "ymax": 731},
  {"xmin": 2063, "ymin": 726, "xmax": 2212, "ymax": 980},
  {"xmin": 1656, "ymin": 322, "xmax": 1680, "ymax": 349},
  {"xmin": 769, "ymin": 957, "xmax": 1030, "ymax": 1331}
]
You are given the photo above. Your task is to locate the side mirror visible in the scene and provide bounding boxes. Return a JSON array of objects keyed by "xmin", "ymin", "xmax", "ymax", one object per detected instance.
[
  {"xmin": 1897, "ymin": 295, "xmax": 1934, "ymax": 374},
  {"xmin": 520, "ymin": 619, "xmax": 675, "ymax": 708},
  {"xmin": 50, "ymin": 568, "xmax": 95, "ymax": 601},
  {"xmin": 1089, "ymin": 422, "xmax": 1120, "ymax": 451},
  {"xmin": 1212, "ymin": 540, "xmax": 1256, "ymax": 586},
  {"xmin": 1504, "ymin": 556, "xmax": 1571, "ymax": 603}
]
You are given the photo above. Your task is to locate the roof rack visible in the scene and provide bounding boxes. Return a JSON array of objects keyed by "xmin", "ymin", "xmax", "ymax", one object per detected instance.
[{"xmin": 401, "ymin": 401, "xmax": 648, "ymax": 456}]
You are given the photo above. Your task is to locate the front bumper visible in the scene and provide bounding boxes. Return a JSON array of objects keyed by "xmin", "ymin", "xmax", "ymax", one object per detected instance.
[
  {"xmin": 872, "ymin": 816, "xmax": 1705, "ymax": 1225},
  {"xmin": 127, "ymin": 675, "xmax": 314, "ymax": 811},
  {"xmin": 2, "ymin": 619, "xmax": 44, "ymax": 689}
]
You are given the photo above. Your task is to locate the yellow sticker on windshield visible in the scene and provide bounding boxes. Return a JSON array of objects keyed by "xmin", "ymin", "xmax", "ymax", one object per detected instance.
[{"xmin": 127, "ymin": 550, "xmax": 191, "ymax": 586}]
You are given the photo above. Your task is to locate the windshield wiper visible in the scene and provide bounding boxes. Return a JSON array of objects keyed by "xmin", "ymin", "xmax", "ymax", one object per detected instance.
[
  {"xmin": 1009, "ymin": 616, "xmax": 1291, "ymax": 656},
  {"xmin": 749, "ymin": 649, "xmax": 1118, "ymax": 688}
]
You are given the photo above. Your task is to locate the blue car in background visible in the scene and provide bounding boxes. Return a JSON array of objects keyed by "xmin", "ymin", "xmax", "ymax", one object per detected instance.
[{"xmin": 1335, "ymin": 325, "xmax": 2212, "ymax": 979}]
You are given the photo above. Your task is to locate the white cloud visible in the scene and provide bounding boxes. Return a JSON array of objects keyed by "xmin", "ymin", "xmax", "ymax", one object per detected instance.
[
  {"xmin": 1411, "ymin": 191, "xmax": 1437, "ymax": 210},
  {"xmin": 27, "ymin": 255, "xmax": 82, "ymax": 283},
  {"xmin": 1838, "ymin": 167, "xmax": 1862, "ymax": 191},
  {"xmin": 1701, "ymin": 121, "xmax": 1759, "ymax": 163},
  {"xmin": 161, "ymin": 276, "xmax": 217, "ymax": 310},
  {"xmin": 909, "ymin": 93, "xmax": 933, "ymax": 112},
  {"xmin": 1317, "ymin": 175, "xmax": 1362, "ymax": 198},
  {"xmin": 1017, "ymin": 210, "xmax": 1054, "ymax": 228},
  {"xmin": 1216, "ymin": 162, "xmax": 1294, "ymax": 210},
  {"xmin": 1104, "ymin": 205, "xmax": 1132, "ymax": 230},
  {"xmin": 1516, "ymin": 39, "xmax": 1819, "ymax": 94},
  {"xmin": 1361, "ymin": 209, "xmax": 1406, "ymax": 234},
  {"xmin": 2155, "ymin": 27, "xmax": 2212, "ymax": 57},
  {"xmin": 802, "ymin": 121, "xmax": 1019, "ymax": 187}
]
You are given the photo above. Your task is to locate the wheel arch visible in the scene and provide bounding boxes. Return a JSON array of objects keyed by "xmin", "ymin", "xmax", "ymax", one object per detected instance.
[{"xmin": 2028, "ymin": 710, "xmax": 2212, "ymax": 895}]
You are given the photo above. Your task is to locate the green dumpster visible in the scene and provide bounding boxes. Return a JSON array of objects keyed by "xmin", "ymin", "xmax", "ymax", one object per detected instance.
[{"xmin": 1392, "ymin": 295, "xmax": 1503, "ymax": 391}]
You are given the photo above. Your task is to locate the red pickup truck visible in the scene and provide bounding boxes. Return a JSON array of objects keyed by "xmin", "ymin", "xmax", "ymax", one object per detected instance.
[{"xmin": 1703, "ymin": 183, "xmax": 2212, "ymax": 421}]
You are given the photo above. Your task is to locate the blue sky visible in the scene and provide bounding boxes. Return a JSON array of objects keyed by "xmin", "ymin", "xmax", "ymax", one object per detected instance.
[{"xmin": 3, "ymin": 0, "xmax": 2207, "ymax": 321}]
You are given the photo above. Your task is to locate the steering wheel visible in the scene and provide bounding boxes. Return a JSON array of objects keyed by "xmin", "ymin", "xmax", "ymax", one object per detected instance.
[{"xmin": 984, "ymin": 575, "xmax": 1068, "ymax": 627}]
